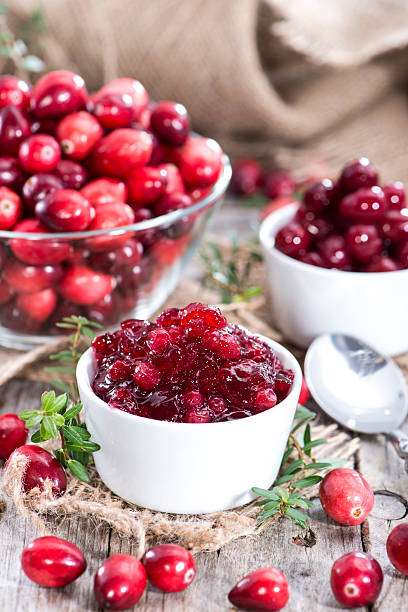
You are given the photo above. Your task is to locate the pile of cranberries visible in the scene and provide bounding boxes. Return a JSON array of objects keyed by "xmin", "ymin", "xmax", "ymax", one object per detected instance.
[
  {"xmin": 274, "ymin": 158, "xmax": 408, "ymax": 272},
  {"xmin": 0, "ymin": 72, "xmax": 225, "ymax": 336},
  {"xmin": 91, "ymin": 302, "xmax": 294, "ymax": 422}
]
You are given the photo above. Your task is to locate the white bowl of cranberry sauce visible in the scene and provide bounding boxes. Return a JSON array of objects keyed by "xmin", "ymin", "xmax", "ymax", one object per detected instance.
[
  {"xmin": 76, "ymin": 303, "xmax": 301, "ymax": 513},
  {"xmin": 259, "ymin": 159, "xmax": 408, "ymax": 356},
  {"xmin": 0, "ymin": 71, "xmax": 231, "ymax": 349}
]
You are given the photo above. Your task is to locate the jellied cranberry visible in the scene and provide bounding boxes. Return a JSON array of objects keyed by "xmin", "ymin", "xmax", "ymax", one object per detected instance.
[
  {"xmin": 6, "ymin": 444, "xmax": 67, "ymax": 496},
  {"xmin": 19, "ymin": 134, "xmax": 61, "ymax": 174},
  {"xmin": 386, "ymin": 523, "xmax": 408, "ymax": 575},
  {"xmin": 274, "ymin": 221, "xmax": 310, "ymax": 257},
  {"xmin": 345, "ymin": 224, "xmax": 382, "ymax": 262},
  {"xmin": 0, "ymin": 75, "xmax": 30, "ymax": 111},
  {"xmin": 54, "ymin": 159, "xmax": 88, "ymax": 189},
  {"xmin": 150, "ymin": 101, "xmax": 190, "ymax": 146},
  {"xmin": 0, "ymin": 413, "xmax": 28, "ymax": 458},
  {"xmin": 263, "ymin": 169, "xmax": 295, "ymax": 199},
  {"xmin": 10, "ymin": 218, "xmax": 71, "ymax": 265},
  {"xmin": 142, "ymin": 544, "xmax": 195, "ymax": 592},
  {"xmin": 90, "ymin": 128, "xmax": 153, "ymax": 179},
  {"xmin": 36, "ymin": 189, "xmax": 94, "ymax": 232},
  {"xmin": 21, "ymin": 536, "xmax": 86, "ymax": 588},
  {"xmin": 94, "ymin": 554, "xmax": 147, "ymax": 610},
  {"xmin": 30, "ymin": 70, "xmax": 87, "ymax": 119},
  {"xmin": 56, "ymin": 110, "xmax": 102, "ymax": 160},
  {"xmin": 230, "ymin": 158, "xmax": 263, "ymax": 196},
  {"xmin": 319, "ymin": 468, "xmax": 374, "ymax": 525},
  {"xmin": 228, "ymin": 567, "xmax": 290, "ymax": 611},
  {"xmin": 338, "ymin": 158, "xmax": 378, "ymax": 194},
  {"xmin": 0, "ymin": 106, "xmax": 30, "ymax": 156},
  {"xmin": 331, "ymin": 552, "xmax": 383, "ymax": 607},
  {"xmin": 0, "ymin": 186, "xmax": 22, "ymax": 230},
  {"xmin": 22, "ymin": 173, "xmax": 64, "ymax": 214}
]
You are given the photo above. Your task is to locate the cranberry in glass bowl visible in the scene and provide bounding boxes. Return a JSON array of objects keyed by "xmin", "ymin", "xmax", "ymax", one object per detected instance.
[
  {"xmin": 0, "ymin": 69, "xmax": 231, "ymax": 350},
  {"xmin": 76, "ymin": 303, "xmax": 301, "ymax": 513}
]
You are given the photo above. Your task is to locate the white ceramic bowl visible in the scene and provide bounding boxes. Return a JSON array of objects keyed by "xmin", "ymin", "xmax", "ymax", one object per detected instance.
[
  {"xmin": 259, "ymin": 204, "xmax": 408, "ymax": 356},
  {"xmin": 76, "ymin": 332, "xmax": 301, "ymax": 514}
]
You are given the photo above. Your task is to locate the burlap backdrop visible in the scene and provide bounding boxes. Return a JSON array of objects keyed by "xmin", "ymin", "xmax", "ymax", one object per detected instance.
[{"xmin": 9, "ymin": 0, "xmax": 408, "ymax": 180}]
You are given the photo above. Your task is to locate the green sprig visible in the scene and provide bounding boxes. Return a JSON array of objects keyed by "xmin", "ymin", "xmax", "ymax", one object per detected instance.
[{"xmin": 252, "ymin": 405, "xmax": 346, "ymax": 529}]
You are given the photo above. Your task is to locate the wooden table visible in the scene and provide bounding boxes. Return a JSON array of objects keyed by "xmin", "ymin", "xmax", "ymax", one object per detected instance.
[{"xmin": 1, "ymin": 203, "xmax": 407, "ymax": 611}]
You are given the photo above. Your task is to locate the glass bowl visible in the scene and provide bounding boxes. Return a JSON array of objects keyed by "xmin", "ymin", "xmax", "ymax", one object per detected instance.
[{"xmin": 0, "ymin": 155, "xmax": 231, "ymax": 349}]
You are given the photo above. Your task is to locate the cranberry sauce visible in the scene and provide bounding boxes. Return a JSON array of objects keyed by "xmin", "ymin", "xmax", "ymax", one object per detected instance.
[{"xmin": 91, "ymin": 303, "xmax": 293, "ymax": 422}]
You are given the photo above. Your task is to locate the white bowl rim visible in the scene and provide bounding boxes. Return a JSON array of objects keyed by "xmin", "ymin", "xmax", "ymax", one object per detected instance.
[
  {"xmin": 77, "ymin": 330, "xmax": 302, "ymax": 430},
  {"xmin": 259, "ymin": 203, "xmax": 408, "ymax": 279}
]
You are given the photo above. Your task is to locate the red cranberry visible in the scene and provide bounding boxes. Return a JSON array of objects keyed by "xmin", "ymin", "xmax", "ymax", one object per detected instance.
[
  {"xmin": 0, "ymin": 301, "xmax": 42, "ymax": 333},
  {"xmin": 21, "ymin": 536, "xmax": 86, "ymax": 587},
  {"xmin": 295, "ymin": 207, "xmax": 333, "ymax": 241},
  {"xmin": 94, "ymin": 554, "xmax": 147, "ymax": 610},
  {"xmin": 158, "ymin": 163, "xmax": 186, "ymax": 194},
  {"xmin": 264, "ymin": 169, "xmax": 295, "ymax": 199},
  {"xmin": 228, "ymin": 567, "xmax": 289, "ymax": 611},
  {"xmin": 188, "ymin": 185, "xmax": 211, "ymax": 202},
  {"xmin": 59, "ymin": 265, "xmax": 114, "ymax": 305},
  {"xmin": 142, "ymin": 544, "xmax": 195, "ymax": 592},
  {"xmin": 331, "ymin": 552, "xmax": 383, "ymax": 608},
  {"xmin": 345, "ymin": 224, "xmax": 383, "ymax": 262},
  {"xmin": 0, "ymin": 75, "xmax": 30, "ymax": 111},
  {"xmin": 54, "ymin": 159, "xmax": 88, "ymax": 189},
  {"xmin": 183, "ymin": 407, "xmax": 212, "ymax": 422},
  {"xmin": 298, "ymin": 251, "xmax": 326, "ymax": 267},
  {"xmin": 0, "ymin": 186, "xmax": 22, "ymax": 230},
  {"xmin": 254, "ymin": 388, "xmax": 277, "ymax": 412},
  {"xmin": 319, "ymin": 468, "xmax": 374, "ymax": 525},
  {"xmin": 19, "ymin": 134, "xmax": 61, "ymax": 174},
  {"xmin": 10, "ymin": 218, "xmax": 71, "ymax": 265},
  {"xmin": 98, "ymin": 77, "xmax": 148, "ymax": 121},
  {"xmin": 146, "ymin": 328, "xmax": 171, "ymax": 355},
  {"xmin": 397, "ymin": 239, "xmax": 408, "ymax": 268},
  {"xmin": 154, "ymin": 192, "xmax": 192, "ymax": 217},
  {"xmin": 208, "ymin": 396, "xmax": 227, "ymax": 414},
  {"xmin": 230, "ymin": 158, "xmax": 263, "ymax": 196},
  {"xmin": 150, "ymin": 101, "xmax": 190, "ymax": 146},
  {"xmin": 0, "ymin": 279, "xmax": 13, "ymax": 304},
  {"xmin": 275, "ymin": 221, "xmax": 310, "ymax": 257},
  {"xmin": 56, "ymin": 111, "xmax": 102, "ymax": 160},
  {"xmin": 91, "ymin": 92, "xmax": 133, "ymax": 129},
  {"xmin": 90, "ymin": 239, "xmax": 143, "ymax": 273},
  {"xmin": 30, "ymin": 70, "xmax": 87, "ymax": 119},
  {"xmin": 318, "ymin": 234, "xmax": 351, "ymax": 270},
  {"xmin": 81, "ymin": 177, "xmax": 127, "ymax": 206},
  {"xmin": 339, "ymin": 158, "xmax": 378, "ymax": 194},
  {"xmin": 303, "ymin": 179, "xmax": 334, "ymax": 213},
  {"xmin": 298, "ymin": 376, "xmax": 309, "ymax": 405},
  {"xmin": 133, "ymin": 361, "xmax": 161, "ymax": 390},
  {"xmin": 107, "ymin": 359, "xmax": 132, "ymax": 382},
  {"xmin": 16, "ymin": 288, "xmax": 57, "ymax": 322},
  {"xmin": 182, "ymin": 390, "xmax": 205, "ymax": 409},
  {"xmin": 22, "ymin": 173, "xmax": 64, "ymax": 214},
  {"xmin": 383, "ymin": 181, "xmax": 406, "ymax": 210},
  {"xmin": 4, "ymin": 258, "xmax": 63, "ymax": 293},
  {"xmin": 0, "ymin": 414, "xmax": 28, "ymax": 458},
  {"xmin": 127, "ymin": 166, "xmax": 167, "ymax": 206},
  {"xmin": 6, "ymin": 444, "xmax": 67, "ymax": 496},
  {"xmin": 339, "ymin": 186, "xmax": 387, "ymax": 222},
  {"xmin": 202, "ymin": 329, "xmax": 241, "ymax": 359},
  {"xmin": 387, "ymin": 523, "xmax": 408, "ymax": 575},
  {"xmin": 90, "ymin": 128, "xmax": 153, "ymax": 179},
  {"xmin": 176, "ymin": 137, "xmax": 223, "ymax": 187},
  {"xmin": 381, "ymin": 208, "xmax": 408, "ymax": 242},
  {"xmin": 86, "ymin": 292, "xmax": 119, "ymax": 326},
  {"xmin": 0, "ymin": 156, "xmax": 25, "ymax": 191},
  {"xmin": 36, "ymin": 189, "xmax": 94, "ymax": 232},
  {"xmin": 0, "ymin": 106, "xmax": 30, "ymax": 156},
  {"xmin": 365, "ymin": 254, "xmax": 400, "ymax": 272},
  {"xmin": 84, "ymin": 201, "xmax": 135, "ymax": 252},
  {"xmin": 30, "ymin": 118, "xmax": 58, "ymax": 136}
]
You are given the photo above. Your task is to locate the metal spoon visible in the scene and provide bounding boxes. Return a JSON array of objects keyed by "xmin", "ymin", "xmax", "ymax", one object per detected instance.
[{"xmin": 304, "ymin": 334, "xmax": 408, "ymax": 469}]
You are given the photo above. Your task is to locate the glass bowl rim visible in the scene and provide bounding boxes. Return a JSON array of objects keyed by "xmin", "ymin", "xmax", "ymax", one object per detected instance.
[{"xmin": 0, "ymin": 154, "xmax": 231, "ymax": 241}]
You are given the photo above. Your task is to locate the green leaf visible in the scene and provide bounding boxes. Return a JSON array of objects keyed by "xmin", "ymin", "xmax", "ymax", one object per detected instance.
[
  {"xmin": 49, "ymin": 350, "xmax": 75, "ymax": 362},
  {"xmin": 41, "ymin": 415, "xmax": 59, "ymax": 440},
  {"xmin": 44, "ymin": 365, "xmax": 76, "ymax": 373},
  {"xmin": 19, "ymin": 410, "xmax": 40, "ymax": 420},
  {"xmin": 303, "ymin": 423, "xmax": 311, "ymax": 454},
  {"xmin": 291, "ymin": 498, "xmax": 314, "ymax": 510},
  {"xmin": 55, "ymin": 322, "xmax": 77, "ymax": 329},
  {"xmin": 53, "ymin": 393, "xmax": 69, "ymax": 413},
  {"xmin": 67, "ymin": 425, "xmax": 91, "ymax": 440},
  {"xmin": 54, "ymin": 448, "xmax": 68, "ymax": 468},
  {"xmin": 41, "ymin": 390, "xmax": 56, "ymax": 413},
  {"xmin": 280, "ymin": 458, "xmax": 304, "ymax": 477},
  {"xmin": 293, "ymin": 475, "xmax": 323, "ymax": 489},
  {"xmin": 0, "ymin": 47, "xmax": 11, "ymax": 58},
  {"xmin": 67, "ymin": 448, "xmax": 89, "ymax": 466},
  {"xmin": 319, "ymin": 457, "xmax": 348, "ymax": 469},
  {"xmin": 284, "ymin": 506, "xmax": 309, "ymax": 528},
  {"xmin": 252, "ymin": 487, "xmax": 279, "ymax": 500},
  {"xmin": 82, "ymin": 327, "xmax": 98, "ymax": 339},
  {"xmin": 303, "ymin": 462, "xmax": 334, "ymax": 471},
  {"xmin": 302, "ymin": 439, "xmax": 327, "ymax": 452},
  {"xmin": 53, "ymin": 414, "xmax": 65, "ymax": 427},
  {"xmin": 275, "ymin": 474, "xmax": 297, "ymax": 486},
  {"xmin": 67, "ymin": 459, "xmax": 90, "ymax": 483},
  {"xmin": 50, "ymin": 380, "xmax": 72, "ymax": 394},
  {"xmin": 280, "ymin": 445, "xmax": 295, "ymax": 467},
  {"xmin": 25, "ymin": 414, "xmax": 43, "ymax": 428},
  {"xmin": 31, "ymin": 430, "xmax": 45, "ymax": 443},
  {"xmin": 65, "ymin": 441, "xmax": 100, "ymax": 452},
  {"xmin": 63, "ymin": 403, "xmax": 83, "ymax": 421},
  {"xmin": 294, "ymin": 405, "xmax": 316, "ymax": 421},
  {"xmin": 261, "ymin": 501, "xmax": 282, "ymax": 512}
]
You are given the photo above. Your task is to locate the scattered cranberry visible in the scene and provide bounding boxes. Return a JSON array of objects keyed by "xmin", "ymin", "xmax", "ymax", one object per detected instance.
[
  {"xmin": 150, "ymin": 101, "xmax": 190, "ymax": 146},
  {"xmin": 331, "ymin": 552, "xmax": 383, "ymax": 608},
  {"xmin": 0, "ymin": 106, "xmax": 30, "ymax": 156},
  {"xmin": 0, "ymin": 186, "xmax": 22, "ymax": 230},
  {"xmin": 10, "ymin": 218, "xmax": 71, "ymax": 265},
  {"xmin": 339, "ymin": 158, "xmax": 379, "ymax": 194},
  {"xmin": 54, "ymin": 159, "xmax": 88, "ymax": 189},
  {"xmin": 176, "ymin": 137, "xmax": 223, "ymax": 187},
  {"xmin": 90, "ymin": 128, "xmax": 153, "ymax": 179},
  {"xmin": 21, "ymin": 536, "xmax": 86, "ymax": 587},
  {"xmin": 91, "ymin": 92, "xmax": 133, "ymax": 129},
  {"xmin": 94, "ymin": 554, "xmax": 147, "ymax": 610},
  {"xmin": 4, "ymin": 258, "xmax": 63, "ymax": 293},
  {"xmin": 59, "ymin": 265, "xmax": 114, "ymax": 305},
  {"xmin": 22, "ymin": 173, "xmax": 64, "ymax": 214},
  {"xmin": 127, "ymin": 166, "xmax": 167, "ymax": 206},
  {"xmin": 80, "ymin": 177, "xmax": 127, "ymax": 206},
  {"xmin": 56, "ymin": 111, "xmax": 102, "ymax": 160},
  {"xmin": 30, "ymin": 70, "xmax": 87, "ymax": 119},
  {"xmin": 274, "ymin": 221, "xmax": 310, "ymax": 257},
  {"xmin": 319, "ymin": 468, "xmax": 374, "ymax": 525},
  {"xmin": 230, "ymin": 158, "xmax": 263, "ymax": 196},
  {"xmin": 298, "ymin": 376, "xmax": 309, "ymax": 405},
  {"xmin": 0, "ymin": 414, "xmax": 28, "ymax": 458},
  {"xmin": 386, "ymin": 523, "xmax": 408, "ymax": 575},
  {"xmin": 6, "ymin": 444, "xmax": 67, "ymax": 496},
  {"xmin": 16, "ymin": 288, "xmax": 57, "ymax": 322},
  {"xmin": 0, "ymin": 75, "xmax": 30, "ymax": 111},
  {"xmin": 264, "ymin": 170, "xmax": 295, "ymax": 199},
  {"xmin": 142, "ymin": 544, "xmax": 195, "ymax": 592},
  {"xmin": 36, "ymin": 189, "xmax": 94, "ymax": 232},
  {"xmin": 19, "ymin": 134, "xmax": 61, "ymax": 174},
  {"xmin": 228, "ymin": 567, "xmax": 289, "ymax": 611}
]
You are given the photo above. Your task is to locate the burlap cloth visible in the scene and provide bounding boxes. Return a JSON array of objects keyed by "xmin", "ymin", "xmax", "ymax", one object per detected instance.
[{"xmin": 9, "ymin": 0, "xmax": 408, "ymax": 180}]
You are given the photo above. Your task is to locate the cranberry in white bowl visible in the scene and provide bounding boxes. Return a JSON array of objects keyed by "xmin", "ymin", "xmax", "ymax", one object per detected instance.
[{"xmin": 76, "ymin": 303, "xmax": 301, "ymax": 513}]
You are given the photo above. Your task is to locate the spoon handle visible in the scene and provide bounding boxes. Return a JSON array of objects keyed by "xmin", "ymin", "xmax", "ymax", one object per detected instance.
[{"xmin": 388, "ymin": 430, "xmax": 408, "ymax": 461}]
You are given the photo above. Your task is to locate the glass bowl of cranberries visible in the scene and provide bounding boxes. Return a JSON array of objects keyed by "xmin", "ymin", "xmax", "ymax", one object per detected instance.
[
  {"xmin": 76, "ymin": 303, "xmax": 301, "ymax": 513},
  {"xmin": 259, "ymin": 158, "xmax": 408, "ymax": 356},
  {"xmin": 0, "ymin": 71, "xmax": 231, "ymax": 349}
]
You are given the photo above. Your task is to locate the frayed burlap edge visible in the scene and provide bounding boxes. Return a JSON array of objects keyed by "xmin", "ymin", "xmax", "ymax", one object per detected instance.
[{"xmin": 1, "ymin": 424, "xmax": 359, "ymax": 556}]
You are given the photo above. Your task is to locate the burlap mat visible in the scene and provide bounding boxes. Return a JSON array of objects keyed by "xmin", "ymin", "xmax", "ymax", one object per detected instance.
[{"xmin": 9, "ymin": 0, "xmax": 408, "ymax": 178}]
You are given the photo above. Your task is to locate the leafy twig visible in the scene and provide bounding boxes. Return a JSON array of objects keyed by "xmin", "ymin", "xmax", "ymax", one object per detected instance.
[{"xmin": 252, "ymin": 405, "xmax": 346, "ymax": 529}]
